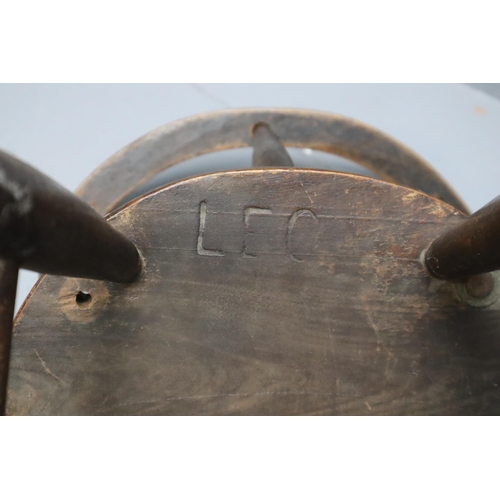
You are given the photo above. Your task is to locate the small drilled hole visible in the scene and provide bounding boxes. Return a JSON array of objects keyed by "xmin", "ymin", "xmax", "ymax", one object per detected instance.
[{"xmin": 75, "ymin": 291, "xmax": 92, "ymax": 306}]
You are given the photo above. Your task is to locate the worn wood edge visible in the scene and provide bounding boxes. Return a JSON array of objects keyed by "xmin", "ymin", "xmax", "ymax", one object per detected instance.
[
  {"xmin": 106, "ymin": 168, "xmax": 468, "ymax": 224},
  {"xmin": 74, "ymin": 108, "xmax": 468, "ymax": 216},
  {"xmin": 13, "ymin": 273, "xmax": 45, "ymax": 326}
]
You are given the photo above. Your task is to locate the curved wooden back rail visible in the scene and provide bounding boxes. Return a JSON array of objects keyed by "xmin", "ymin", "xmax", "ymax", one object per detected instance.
[{"xmin": 75, "ymin": 109, "xmax": 468, "ymax": 215}]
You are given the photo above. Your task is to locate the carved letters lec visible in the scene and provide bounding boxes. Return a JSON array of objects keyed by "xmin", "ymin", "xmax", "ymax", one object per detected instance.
[
  {"xmin": 197, "ymin": 201, "xmax": 317, "ymax": 260},
  {"xmin": 286, "ymin": 209, "xmax": 318, "ymax": 262},
  {"xmin": 197, "ymin": 201, "xmax": 225, "ymax": 257},
  {"xmin": 243, "ymin": 207, "xmax": 272, "ymax": 257}
]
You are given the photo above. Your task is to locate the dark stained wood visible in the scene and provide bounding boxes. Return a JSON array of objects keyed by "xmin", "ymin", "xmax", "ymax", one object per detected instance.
[
  {"xmin": 252, "ymin": 122, "xmax": 294, "ymax": 167},
  {"xmin": 0, "ymin": 150, "xmax": 141, "ymax": 414},
  {"xmin": 0, "ymin": 260, "xmax": 18, "ymax": 415},
  {"xmin": 7, "ymin": 170, "xmax": 500, "ymax": 415},
  {"xmin": 426, "ymin": 195, "xmax": 500, "ymax": 279},
  {"xmin": 75, "ymin": 109, "xmax": 468, "ymax": 215},
  {"xmin": 0, "ymin": 149, "xmax": 141, "ymax": 283}
]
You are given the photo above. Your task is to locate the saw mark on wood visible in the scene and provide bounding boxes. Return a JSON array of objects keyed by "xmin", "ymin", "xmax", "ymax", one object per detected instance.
[
  {"xmin": 363, "ymin": 299, "xmax": 398, "ymax": 380},
  {"xmin": 143, "ymin": 206, "xmax": 457, "ymax": 225},
  {"xmin": 34, "ymin": 349, "xmax": 66, "ymax": 387},
  {"xmin": 300, "ymin": 182, "xmax": 314, "ymax": 204},
  {"xmin": 112, "ymin": 390, "xmax": 336, "ymax": 409}
]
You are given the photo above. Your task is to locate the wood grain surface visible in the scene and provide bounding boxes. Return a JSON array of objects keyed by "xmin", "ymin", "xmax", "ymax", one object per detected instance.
[{"xmin": 7, "ymin": 169, "xmax": 500, "ymax": 415}]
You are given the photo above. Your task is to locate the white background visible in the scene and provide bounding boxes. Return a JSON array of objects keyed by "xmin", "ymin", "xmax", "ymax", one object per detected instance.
[{"xmin": 2, "ymin": 1, "xmax": 500, "ymax": 497}]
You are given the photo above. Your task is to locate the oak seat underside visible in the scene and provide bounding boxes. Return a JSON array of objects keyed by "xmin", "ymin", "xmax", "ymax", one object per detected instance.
[{"xmin": 7, "ymin": 169, "xmax": 500, "ymax": 415}]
